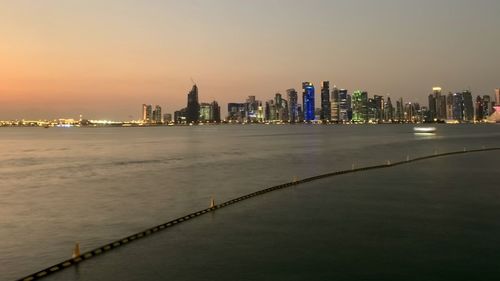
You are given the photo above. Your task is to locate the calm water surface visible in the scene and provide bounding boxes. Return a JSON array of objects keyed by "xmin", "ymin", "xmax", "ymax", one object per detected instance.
[{"xmin": 1, "ymin": 124, "xmax": 499, "ymax": 280}]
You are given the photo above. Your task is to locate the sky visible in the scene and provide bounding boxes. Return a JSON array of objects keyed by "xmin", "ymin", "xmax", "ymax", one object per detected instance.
[{"xmin": 0, "ymin": 0, "xmax": 499, "ymax": 120}]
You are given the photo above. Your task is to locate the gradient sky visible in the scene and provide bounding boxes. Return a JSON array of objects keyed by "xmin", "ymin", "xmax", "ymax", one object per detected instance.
[{"xmin": 1, "ymin": 0, "xmax": 499, "ymax": 120}]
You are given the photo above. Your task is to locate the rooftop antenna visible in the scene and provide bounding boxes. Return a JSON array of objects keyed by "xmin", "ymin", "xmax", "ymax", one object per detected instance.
[{"xmin": 190, "ymin": 77, "xmax": 196, "ymax": 86}]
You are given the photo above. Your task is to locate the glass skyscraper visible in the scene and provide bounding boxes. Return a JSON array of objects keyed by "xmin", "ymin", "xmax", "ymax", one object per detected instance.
[
  {"xmin": 330, "ymin": 86, "xmax": 339, "ymax": 122},
  {"xmin": 287, "ymin": 88, "xmax": 298, "ymax": 123},
  {"xmin": 302, "ymin": 82, "xmax": 315, "ymax": 122},
  {"xmin": 320, "ymin": 81, "xmax": 331, "ymax": 121},
  {"xmin": 338, "ymin": 89, "xmax": 349, "ymax": 122}
]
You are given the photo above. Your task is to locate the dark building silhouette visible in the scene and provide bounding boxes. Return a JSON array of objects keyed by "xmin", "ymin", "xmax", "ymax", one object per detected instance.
[
  {"xmin": 428, "ymin": 94, "xmax": 436, "ymax": 121},
  {"xmin": 186, "ymin": 84, "xmax": 200, "ymax": 123},
  {"xmin": 211, "ymin": 100, "xmax": 221, "ymax": 123},
  {"xmin": 428, "ymin": 87, "xmax": 446, "ymax": 121},
  {"xmin": 462, "ymin": 90, "xmax": 474, "ymax": 122},
  {"xmin": 320, "ymin": 81, "xmax": 331, "ymax": 121},
  {"xmin": 287, "ymin": 88, "xmax": 298, "ymax": 123},
  {"xmin": 174, "ymin": 108, "xmax": 188, "ymax": 124},
  {"xmin": 385, "ymin": 96, "xmax": 394, "ymax": 122},
  {"xmin": 475, "ymin": 96, "xmax": 484, "ymax": 121},
  {"xmin": 373, "ymin": 95, "xmax": 384, "ymax": 122}
]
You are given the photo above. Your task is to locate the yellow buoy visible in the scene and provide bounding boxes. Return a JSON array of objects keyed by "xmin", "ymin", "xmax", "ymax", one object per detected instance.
[{"xmin": 72, "ymin": 242, "xmax": 80, "ymax": 258}]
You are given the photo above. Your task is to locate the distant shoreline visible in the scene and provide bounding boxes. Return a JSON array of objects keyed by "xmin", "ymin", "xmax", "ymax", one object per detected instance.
[{"xmin": 0, "ymin": 122, "xmax": 498, "ymax": 128}]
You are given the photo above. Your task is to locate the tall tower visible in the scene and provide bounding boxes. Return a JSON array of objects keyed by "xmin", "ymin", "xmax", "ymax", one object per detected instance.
[
  {"xmin": 152, "ymin": 105, "xmax": 162, "ymax": 123},
  {"xmin": 330, "ymin": 86, "xmax": 339, "ymax": 122},
  {"xmin": 446, "ymin": 93, "xmax": 453, "ymax": 120},
  {"xmin": 287, "ymin": 89, "xmax": 298, "ymax": 123},
  {"xmin": 142, "ymin": 104, "xmax": 148, "ymax": 121},
  {"xmin": 302, "ymin": 82, "xmax": 315, "ymax": 122},
  {"xmin": 211, "ymin": 100, "xmax": 221, "ymax": 123},
  {"xmin": 385, "ymin": 96, "xmax": 394, "ymax": 122},
  {"xmin": 373, "ymin": 95, "xmax": 384, "ymax": 122},
  {"xmin": 495, "ymin": 89, "xmax": 500, "ymax": 106},
  {"xmin": 428, "ymin": 94, "xmax": 436, "ymax": 121},
  {"xmin": 186, "ymin": 84, "xmax": 200, "ymax": 123},
  {"xmin": 475, "ymin": 95, "xmax": 484, "ymax": 121},
  {"xmin": 452, "ymin": 92, "xmax": 463, "ymax": 121},
  {"xmin": 338, "ymin": 89, "xmax": 349, "ymax": 123},
  {"xmin": 320, "ymin": 81, "xmax": 331, "ymax": 121},
  {"xmin": 142, "ymin": 104, "xmax": 152, "ymax": 123},
  {"xmin": 432, "ymin": 87, "xmax": 446, "ymax": 120},
  {"xmin": 352, "ymin": 90, "xmax": 368, "ymax": 123},
  {"xmin": 462, "ymin": 90, "xmax": 474, "ymax": 122}
]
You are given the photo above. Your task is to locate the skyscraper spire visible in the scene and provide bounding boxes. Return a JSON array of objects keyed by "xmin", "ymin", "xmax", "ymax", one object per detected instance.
[{"xmin": 186, "ymin": 84, "xmax": 200, "ymax": 124}]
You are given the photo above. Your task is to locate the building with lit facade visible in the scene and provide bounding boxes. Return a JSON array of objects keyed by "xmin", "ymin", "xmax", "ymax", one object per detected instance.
[
  {"xmin": 152, "ymin": 105, "xmax": 162, "ymax": 123},
  {"xmin": 227, "ymin": 103, "xmax": 246, "ymax": 122},
  {"xmin": 199, "ymin": 103, "xmax": 212, "ymax": 122},
  {"xmin": 330, "ymin": 86, "xmax": 339, "ymax": 122},
  {"xmin": 352, "ymin": 90, "xmax": 368, "ymax": 123},
  {"xmin": 142, "ymin": 104, "xmax": 152, "ymax": 123},
  {"xmin": 338, "ymin": 89, "xmax": 349, "ymax": 123},
  {"xmin": 302, "ymin": 82, "xmax": 315, "ymax": 122},
  {"xmin": 245, "ymin": 96, "xmax": 260, "ymax": 123}
]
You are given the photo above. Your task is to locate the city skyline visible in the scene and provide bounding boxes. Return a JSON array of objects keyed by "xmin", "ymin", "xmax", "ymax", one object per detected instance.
[
  {"xmin": 3, "ymin": 82, "xmax": 498, "ymax": 125},
  {"xmin": 1, "ymin": 0, "xmax": 499, "ymax": 119}
]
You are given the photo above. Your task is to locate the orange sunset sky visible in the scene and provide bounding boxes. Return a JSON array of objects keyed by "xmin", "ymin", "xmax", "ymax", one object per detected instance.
[{"xmin": 1, "ymin": 0, "xmax": 499, "ymax": 119}]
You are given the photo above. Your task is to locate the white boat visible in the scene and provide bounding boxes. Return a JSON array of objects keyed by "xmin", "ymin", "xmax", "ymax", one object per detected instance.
[{"xmin": 413, "ymin": 127, "xmax": 436, "ymax": 133}]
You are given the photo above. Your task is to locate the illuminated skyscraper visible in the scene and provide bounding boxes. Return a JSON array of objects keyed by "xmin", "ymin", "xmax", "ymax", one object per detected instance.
[
  {"xmin": 330, "ymin": 86, "xmax": 339, "ymax": 122},
  {"xmin": 431, "ymin": 87, "xmax": 446, "ymax": 120},
  {"xmin": 142, "ymin": 104, "xmax": 152, "ymax": 123},
  {"xmin": 275, "ymin": 93, "xmax": 288, "ymax": 122},
  {"xmin": 245, "ymin": 96, "xmax": 260, "ymax": 123},
  {"xmin": 152, "ymin": 105, "xmax": 162, "ymax": 123},
  {"xmin": 338, "ymin": 89, "xmax": 349, "ymax": 122},
  {"xmin": 287, "ymin": 88, "xmax": 298, "ymax": 123},
  {"xmin": 320, "ymin": 81, "xmax": 331, "ymax": 121},
  {"xmin": 302, "ymin": 82, "xmax": 315, "ymax": 122},
  {"xmin": 352, "ymin": 90, "xmax": 368, "ymax": 123},
  {"xmin": 186, "ymin": 84, "xmax": 200, "ymax": 123},
  {"xmin": 199, "ymin": 103, "xmax": 212, "ymax": 122},
  {"xmin": 227, "ymin": 103, "xmax": 246, "ymax": 122}
]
